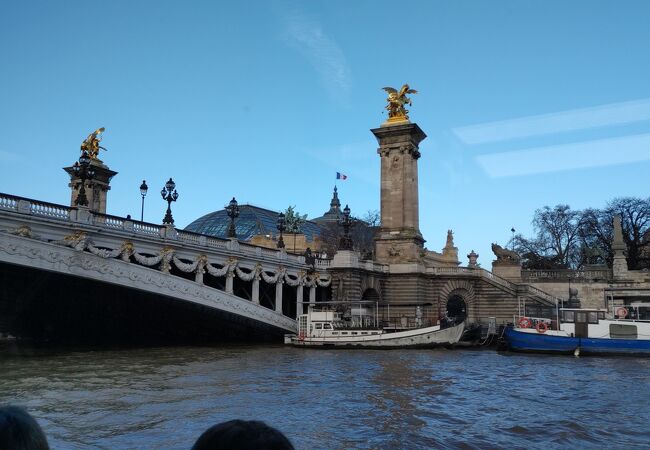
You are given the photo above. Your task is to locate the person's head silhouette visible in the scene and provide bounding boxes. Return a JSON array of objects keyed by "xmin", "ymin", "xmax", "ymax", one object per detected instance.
[
  {"xmin": 0, "ymin": 405, "xmax": 50, "ymax": 450},
  {"xmin": 192, "ymin": 419, "xmax": 294, "ymax": 450}
]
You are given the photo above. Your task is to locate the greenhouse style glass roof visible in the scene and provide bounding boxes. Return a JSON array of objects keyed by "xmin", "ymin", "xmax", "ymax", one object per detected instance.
[{"xmin": 184, "ymin": 204, "xmax": 321, "ymax": 241}]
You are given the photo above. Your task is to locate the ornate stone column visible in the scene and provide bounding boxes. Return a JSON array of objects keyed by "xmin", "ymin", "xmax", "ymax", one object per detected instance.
[
  {"xmin": 309, "ymin": 286, "xmax": 316, "ymax": 305},
  {"xmin": 296, "ymin": 284, "xmax": 304, "ymax": 319},
  {"xmin": 195, "ymin": 265, "xmax": 204, "ymax": 284},
  {"xmin": 225, "ymin": 270, "xmax": 235, "ymax": 294},
  {"xmin": 371, "ymin": 122, "xmax": 427, "ymax": 263},
  {"xmin": 252, "ymin": 275, "xmax": 260, "ymax": 305},
  {"xmin": 275, "ymin": 280, "xmax": 284, "ymax": 313}
]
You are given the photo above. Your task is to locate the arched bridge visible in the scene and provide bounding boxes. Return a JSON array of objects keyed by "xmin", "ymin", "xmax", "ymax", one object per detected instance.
[{"xmin": 0, "ymin": 193, "xmax": 330, "ymax": 343}]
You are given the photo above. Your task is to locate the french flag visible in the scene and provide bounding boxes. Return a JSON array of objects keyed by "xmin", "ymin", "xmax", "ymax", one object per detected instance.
[{"xmin": 336, "ymin": 172, "xmax": 348, "ymax": 180}]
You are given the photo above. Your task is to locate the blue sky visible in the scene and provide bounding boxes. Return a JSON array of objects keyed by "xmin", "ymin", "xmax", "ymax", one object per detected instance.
[{"xmin": 1, "ymin": 1, "xmax": 650, "ymax": 267}]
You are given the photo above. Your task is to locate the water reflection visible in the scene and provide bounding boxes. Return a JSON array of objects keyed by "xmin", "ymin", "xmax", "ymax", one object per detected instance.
[{"xmin": 1, "ymin": 345, "xmax": 650, "ymax": 449}]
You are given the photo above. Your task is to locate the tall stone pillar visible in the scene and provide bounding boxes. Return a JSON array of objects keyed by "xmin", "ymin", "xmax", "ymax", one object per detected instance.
[
  {"xmin": 275, "ymin": 281, "xmax": 284, "ymax": 313},
  {"xmin": 64, "ymin": 159, "xmax": 117, "ymax": 214},
  {"xmin": 309, "ymin": 286, "xmax": 316, "ymax": 305},
  {"xmin": 371, "ymin": 122, "xmax": 427, "ymax": 263}
]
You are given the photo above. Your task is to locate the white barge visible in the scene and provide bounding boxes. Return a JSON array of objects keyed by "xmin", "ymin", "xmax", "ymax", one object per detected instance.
[{"xmin": 285, "ymin": 302, "xmax": 464, "ymax": 349}]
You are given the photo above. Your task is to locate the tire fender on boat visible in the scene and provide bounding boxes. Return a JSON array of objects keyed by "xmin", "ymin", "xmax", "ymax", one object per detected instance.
[{"xmin": 536, "ymin": 322, "xmax": 548, "ymax": 333}]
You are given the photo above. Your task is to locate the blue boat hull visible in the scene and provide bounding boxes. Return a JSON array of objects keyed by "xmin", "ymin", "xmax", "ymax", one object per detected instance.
[{"xmin": 504, "ymin": 327, "xmax": 650, "ymax": 355}]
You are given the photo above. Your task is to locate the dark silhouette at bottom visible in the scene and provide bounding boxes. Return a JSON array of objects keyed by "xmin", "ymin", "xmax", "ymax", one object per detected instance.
[
  {"xmin": 192, "ymin": 419, "xmax": 294, "ymax": 450},
  {"xmin": 0, "ymin": 405, "xmax": 50, "ymax": 450}
]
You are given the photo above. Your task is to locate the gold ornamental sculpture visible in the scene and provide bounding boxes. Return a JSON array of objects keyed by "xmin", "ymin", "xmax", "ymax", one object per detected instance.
[
  {"xmin": 382, "ymin": 84, "xmax": 418, "ymax": 124},
  {"xmin": 80, "ymin": 127, "xmax": 107, "ymax": 160}
]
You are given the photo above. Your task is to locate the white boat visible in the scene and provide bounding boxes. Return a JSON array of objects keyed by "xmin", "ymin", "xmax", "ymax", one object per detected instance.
[
  {"xmin": 504, "ymin": 302, "xmax": 650, "ymax": 355},
  {"xmin": 285, "ymin": 302, "xmax": 464, "ymax": 348}
]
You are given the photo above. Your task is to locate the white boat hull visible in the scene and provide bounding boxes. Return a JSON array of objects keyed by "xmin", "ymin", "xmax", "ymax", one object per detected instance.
[{"xmin": 287, "ymin": 322, "xmax": 465, "ymax": 348}]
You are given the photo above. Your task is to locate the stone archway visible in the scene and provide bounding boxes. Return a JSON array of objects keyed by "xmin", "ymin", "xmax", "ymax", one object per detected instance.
[
  {"xmin": 360, "ymin": 275, "xmax": 383, "ymax": 303},
  {"xmin": 446, "ymin": 294, "xmax": 467, "ymax": 323},
  {"xmin": 361, "ymin": 288, "xmax": 381, "ymax": 302},
  {"xmin": 439, "ymin": 279, "xmax": 476, "ymax": 323}
]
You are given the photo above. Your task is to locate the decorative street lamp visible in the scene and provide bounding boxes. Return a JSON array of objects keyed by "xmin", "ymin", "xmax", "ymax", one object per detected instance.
[
  {"xmin": 276, "ymin": 212, "xmax": 286, "ymax": 249},
  {"xmin": 140, "ymin": 180, "xmax": 148, "ymax": 222},
  {"xmin": 72, "ymin": 150, "xmax": 95, "ymax": 207},
  {"xmin": 161, "ymin": 177, "xmax": 179, "ymax": 225},
  {"xmin": 338, "ymin": 204, "xmax": 355, "ymax": 250},
  {"xmin": 225, "ymin": 197, "xmax": 239, "ymax": 238}
]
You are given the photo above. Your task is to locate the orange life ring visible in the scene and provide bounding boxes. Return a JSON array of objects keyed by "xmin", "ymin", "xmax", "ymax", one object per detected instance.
[
  {"xmin": 536, "ymin": 322, "xmax": 548, "ymax": 333},
  {"xmin": 518, "ymin": 317, "xmax": 532, "ymax": 329},
  {"xmin": 616, "ymin": 307, "xmax": 628, "ymax": 318}
]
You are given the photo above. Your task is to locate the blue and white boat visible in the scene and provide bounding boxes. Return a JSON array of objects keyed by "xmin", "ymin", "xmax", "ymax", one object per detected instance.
[{"xmin": 504, "ymin": 303, "xmax": 650, "ymax": 356}]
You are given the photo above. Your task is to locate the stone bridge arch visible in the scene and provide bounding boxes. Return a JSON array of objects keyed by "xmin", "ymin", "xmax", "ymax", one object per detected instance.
[{"xmin": 439, "ymin": 279, "xmax": 476, "ymax": 324}]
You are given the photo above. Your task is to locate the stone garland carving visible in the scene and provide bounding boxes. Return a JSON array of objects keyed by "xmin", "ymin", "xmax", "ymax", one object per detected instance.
[
  {"xmin": 316, "ymin": 275, "xmax": 331, "ymax": 287},
  {"xmin": 205, "ymin": 261, "xmax": 230, "ymax": 277},
  {"xmin": 172, "ymin": 254, "xmax": 200, "ymax": 273},
  {"xmin": 284, "ymin": 272, "xmax": 301, "ymax": 287},
  {"xmin": 132, "ymin": 251, "xmax": 163, "ymax": 266},
  {"xmin": 87, "ymin": 242, "xmax": 123, "ymax": 259},
  {"xmin": 260, "ymin": 268, "xmax": 281, "ymax": 284},
  {"xmin": 235, "ymin": 264, "xmax": 259, "ymax": 282},
  {"xmin": 48, "ymin": 231, "xmax": 331, "ymax": 286}
]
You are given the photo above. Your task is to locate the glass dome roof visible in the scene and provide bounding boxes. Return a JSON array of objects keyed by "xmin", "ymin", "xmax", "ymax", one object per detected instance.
[{"xmin": 184, "ymin": 204, "xmax": 321, "ymax": 241}]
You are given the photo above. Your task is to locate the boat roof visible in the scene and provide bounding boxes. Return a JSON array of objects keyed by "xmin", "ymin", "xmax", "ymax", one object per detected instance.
[{"xmin": 300, "ymin": 301, "xmax": 434, "ymax": 307}]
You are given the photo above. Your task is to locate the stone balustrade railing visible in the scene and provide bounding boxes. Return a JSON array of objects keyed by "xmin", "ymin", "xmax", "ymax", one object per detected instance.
[
  {"xmin": 522, "ymin": 284, "xmax": 562, "ymax": 304},
  {"xmin": 428, "ymin": 265, "xmax": 561, "ymax": 305},
  {"xmin": 429, "ymin": 266, "xmax": 515, "ymax": 290},
  {"xmin": 521, "ymin": 269, "xmax": 612, "ymax": 281},
  {"xmin": 0, "ymin": 192, "xmax": 308, "ymax": 266}
]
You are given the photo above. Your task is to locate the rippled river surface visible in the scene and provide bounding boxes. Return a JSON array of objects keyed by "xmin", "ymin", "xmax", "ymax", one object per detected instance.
[{"xmin": 1, "ymin": 345, "xmax": 650, "ymax": 449}]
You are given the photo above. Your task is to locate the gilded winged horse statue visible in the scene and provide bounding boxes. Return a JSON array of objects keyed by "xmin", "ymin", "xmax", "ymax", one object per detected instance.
[
  {"xmin": 80, "ymin": 127, "xmax": 107, "ymax": 160},
  {"xmin": 382, "ymin": 84, "xmax": 418, "ymax": 121}
]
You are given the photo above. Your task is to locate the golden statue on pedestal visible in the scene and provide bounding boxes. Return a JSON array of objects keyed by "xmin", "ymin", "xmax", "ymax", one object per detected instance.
[
  {"xmin": 80, "ymin": 127, "xmax": 106, "ymax": 160},
  {"xmin": 382, "ymin": 84, "xmax": 418, "ymax": 122}
]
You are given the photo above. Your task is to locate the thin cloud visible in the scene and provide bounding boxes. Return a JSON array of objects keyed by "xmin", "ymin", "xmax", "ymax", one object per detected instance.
[
  {"xmin": 454, "ymin": 99, "xmax": 650, "ymax": 145},
  {"xmin": 476, "ymin": 133, "xmax": 650, "ymax": 177},
  {"xmin": 0, "ymin": 150, "xmax": 22, "ymax": 163},
  {"xmin": 283, "ymin": 11, "xmax": 351, "ymax": 98}
]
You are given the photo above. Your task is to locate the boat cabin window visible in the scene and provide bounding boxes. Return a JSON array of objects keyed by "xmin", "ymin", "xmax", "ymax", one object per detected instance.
[
  {"xmin": 610, "ymin": 324, "xmax": 637, "ymax": 339},
  {"xmin": 323, "ymin": 323, "xmax": 332, "ymax": 330},
  {"xmin": 588, "ymin": 312, "xmax": 599, "ymax": 324},
  {"xmin": 563, "ymin": 311, "xmax": 575, "ymax": 323},
  {"xmin": 576, "ymin": 312, "xmax": 587, "ymax": 323},
  {"xmin": 332, "ymin": 331, "xmax": 339, "ymax": 335},
  {"xmin": 315, "ymin": 323, "xmax": 322, "ymax": 330},
  {"xmin": 598, "ymin": 311, "xmax": 606, "ymax": 320}
]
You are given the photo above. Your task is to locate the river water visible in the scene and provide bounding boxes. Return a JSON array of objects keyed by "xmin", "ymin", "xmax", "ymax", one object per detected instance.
[{"xmin": 1, "ymin": 345, "xmax": 649, "ymax": 449}]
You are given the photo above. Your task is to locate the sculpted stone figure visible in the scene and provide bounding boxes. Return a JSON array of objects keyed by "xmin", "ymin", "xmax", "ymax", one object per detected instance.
[
  {"xmin": 80, "ymin": 127, "xmax": 106, "ymax": 160},
  {"xmin": 491, "ymin": 243, "xmax": 520, "ymax": 264},
  {"xmin": 382, "ymin": 84, "xmax": 418, "ymax": 120}
]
